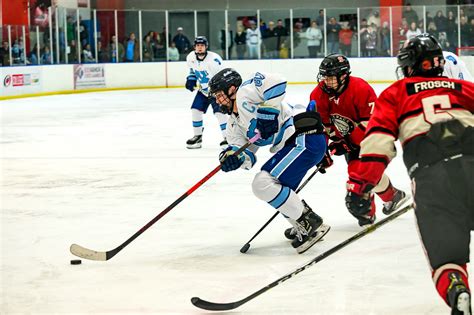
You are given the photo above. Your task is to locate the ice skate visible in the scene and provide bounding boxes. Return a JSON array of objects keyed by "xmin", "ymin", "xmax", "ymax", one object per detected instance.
[
  {"xmin": 448, "ymin": 272, "xmax": 471, "ymax": 315},
  {"xmin": 382, "ymin": 189, "xmax": 409, "ymax": 215},
  {"xmin": 289, "ymin": 200, "xmax": 331, "ymax": 254},
  {"xmin": 186, "ymin": 135, "xmax": 202, "ymax": 149}
]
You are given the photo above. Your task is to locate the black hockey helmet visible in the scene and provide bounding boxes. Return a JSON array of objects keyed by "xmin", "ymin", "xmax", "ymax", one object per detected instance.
[
  {"xmin": 209, "ymin": 68, "xmax": 242, "ymax": 114},
  {"xmin": 396, "ymin": 33, "xmax": 444, "ymax": 78},
  {"xmin": 317, "ymin": 54, "xmax": 351, "ymax": 96},
  {"xmin": 194, "ymin": 36, "xmax": 209, "ymax": 48},
  {"xmin": 194, "ymin": 36, "xmax": 209, "ymax": 60}
]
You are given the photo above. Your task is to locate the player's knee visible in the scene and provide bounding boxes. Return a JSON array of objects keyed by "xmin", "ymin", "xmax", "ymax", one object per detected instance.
[{"xmin": 252, "ymin": 171, "xmax": 274, "ymax": 200}]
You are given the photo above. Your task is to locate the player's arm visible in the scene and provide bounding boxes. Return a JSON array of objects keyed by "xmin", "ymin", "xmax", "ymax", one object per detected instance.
[
  {"xmin": 347, "ymin": 88, "xmax": 399, "ymax": 192},
  {"xmin": 219, "ymin": 119, "xmax": 258, "ymax": 172},
  {"xmin": 348, "ymin": 80, "xmax": 377, "ymax": 146},
  {"xmin": 254, "ymin": 73, "xmax": 288, "ymax": 139},
  {"xmin": 185, "ymin": 66, "xmax": 197, "ymax": 92}
]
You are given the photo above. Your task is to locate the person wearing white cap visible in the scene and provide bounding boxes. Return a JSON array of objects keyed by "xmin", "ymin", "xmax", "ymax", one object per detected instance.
[{"xmin": 172, "ymin": 27, "xmax": 191, "ymax": 60}]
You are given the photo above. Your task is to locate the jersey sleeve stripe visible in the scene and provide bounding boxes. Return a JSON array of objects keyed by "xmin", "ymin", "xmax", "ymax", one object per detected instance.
[
  {"xmin": 360, "ymin": 133, "xmax": 397, "ymax": 161},
  {"xmin": 273, "ymin": 117, "xmax": 294, "ymax": 148},
  {"xmin": 366, "ymin": 126, "xmax": 397, "ymax": 137},
  {"xmin": 263, "ymin": 81, "xmax": 287, "ymax": 101},
  {"xmin": 360, "ymin": 154, "xmax": 389, "ymax": 166}
]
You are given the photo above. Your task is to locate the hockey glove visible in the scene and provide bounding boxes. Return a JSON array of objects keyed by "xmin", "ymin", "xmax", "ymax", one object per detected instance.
[
  {"xmin": 318, "ymin": 150, "xmax": 333, "ymax": 174},
  {"xmin": 345, "ymin": 178, "xmax": 374, "ymax": 218},
  {"xmin": 328, "ymin": 138, "xmax": 352, "ymax": 156},
  {"xmin": 256, "ymin": 107, "xmax": 280, "ymax": 140},
  {"xmin": 219, "ymin": 146, "xmax": 245, "ymax": 172},
  {"xmin": 185, "ymin": 78, "xmax": 197, "ymax": 92}
]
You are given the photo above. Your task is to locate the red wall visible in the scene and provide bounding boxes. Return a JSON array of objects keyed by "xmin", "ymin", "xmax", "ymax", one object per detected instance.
[{"xmin": 2, "ymin": 0, "xmax": 29, "ymax": 26}]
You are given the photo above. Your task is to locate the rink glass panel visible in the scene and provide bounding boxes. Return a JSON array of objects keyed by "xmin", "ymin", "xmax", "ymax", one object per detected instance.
[
  {"xmin": 259, "ymin": 9, "xmax": 291, "ymax": 60},
  {"xmin": 227, "ymin": 10, "xmax": 259, "ymax": 60},
  {"xmin": 292, "ymin": 9, "xmax": 323, "ymax": 59}
]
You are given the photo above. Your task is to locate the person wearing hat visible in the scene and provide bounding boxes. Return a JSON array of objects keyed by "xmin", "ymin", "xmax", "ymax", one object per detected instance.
[{"xmin": 173, "ymin": 27, "xmax": 191, "ymax": 60}]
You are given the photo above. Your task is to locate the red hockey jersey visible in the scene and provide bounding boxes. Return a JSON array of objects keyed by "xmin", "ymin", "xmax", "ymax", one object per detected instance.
[
  {"xmin": 350, "ymin": 76, "xmax": 474, "ymax": 186},
  {"xmin": 310, "ymin": 76, "xmax": 377, "ymax": 146}
]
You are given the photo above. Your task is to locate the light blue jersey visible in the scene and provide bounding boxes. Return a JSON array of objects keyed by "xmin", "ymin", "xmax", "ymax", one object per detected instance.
[{"xmin": 186, "ymin": 51, "xmax": 224, "ymax": 96}]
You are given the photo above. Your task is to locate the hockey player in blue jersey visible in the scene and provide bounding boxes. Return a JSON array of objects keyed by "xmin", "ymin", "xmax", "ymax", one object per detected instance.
[
  {"xmin": 209, "ymin": 68, "xmax": 331, "ymax": 254},
  {"xmin": 185, "ymin": 36, "xmax": 228, "ymax": 149}
]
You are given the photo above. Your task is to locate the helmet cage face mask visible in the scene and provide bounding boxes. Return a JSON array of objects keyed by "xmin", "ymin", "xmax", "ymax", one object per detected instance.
[
  {"xmin": 317, "ymin": 54, "xmax": 351, "ymax": 96},
  {"xmin": 209, "ymin": 68, "xmax": 242, "ymax": 114}
]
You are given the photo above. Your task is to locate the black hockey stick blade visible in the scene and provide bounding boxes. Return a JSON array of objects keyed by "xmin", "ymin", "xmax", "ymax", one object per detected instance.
[{"xmin": 191, "ymin": 203, "xmax": 413, "ymax": 311}]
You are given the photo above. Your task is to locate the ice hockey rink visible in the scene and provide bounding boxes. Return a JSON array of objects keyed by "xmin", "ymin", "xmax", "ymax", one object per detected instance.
[{"xmin": 1, "ymin": 84, "xmax": 470, "ymax": 314}]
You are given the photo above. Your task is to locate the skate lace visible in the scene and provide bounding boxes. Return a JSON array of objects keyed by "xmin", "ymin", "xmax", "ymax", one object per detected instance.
[
  {"xmin": 293, "ymin": 222, "xmax": 308, "ymax": 242},
  {"xmin": 287, "ymin": 217, "xmax": 309, "ymax": 242}
]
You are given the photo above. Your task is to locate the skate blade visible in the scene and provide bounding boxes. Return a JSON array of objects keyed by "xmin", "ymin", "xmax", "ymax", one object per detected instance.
[
  {"xmin": 296, "ymin": 224, "xmax": 331, "ymax": 254},
  {"xmin": 186, "ymin": 143, "xmax": 202, "ymax": 149}
]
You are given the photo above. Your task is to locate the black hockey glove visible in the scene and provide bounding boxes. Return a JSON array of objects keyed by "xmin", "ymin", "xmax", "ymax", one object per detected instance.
[
  {"xmin": 219, "ymin": 147, "xmax": 245, "ymax": 172},
  {"xmin": 256, "ymin": 107, "xmax": 280, "ymax": 140},
  {"xmin": 328, "ymin": 138, "xmax": 352, "ymax": 156},
  {"xmin": 318, "ymin": 150, "xmax": 333, "ymax": 174},
  {"xmin": 185, "ymin": 78, "xmax": 197, "ymax": 92}
]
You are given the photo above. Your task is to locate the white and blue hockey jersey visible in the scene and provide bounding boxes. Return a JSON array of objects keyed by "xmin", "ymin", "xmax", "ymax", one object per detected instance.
[
  {"xmin": 227, "ymin": 72, "xmax": 305, "ymax": 170},
  {"xmin": 443, "ymin": 51, "xmax": 473, "ymax": 82},
  {"xmin": 186, "ymin": 51, "xmax": 224, "ymax": 96}
]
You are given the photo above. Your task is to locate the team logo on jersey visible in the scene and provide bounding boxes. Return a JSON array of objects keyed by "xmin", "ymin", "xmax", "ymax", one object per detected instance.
[{"xmin": 330, "ymin": 114, "xmax": 355, "ymax": 136}]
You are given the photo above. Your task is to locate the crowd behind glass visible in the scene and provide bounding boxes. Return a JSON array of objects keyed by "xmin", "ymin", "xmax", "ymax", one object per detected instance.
[{"xmin": 1, "ymin": 4, "xmax": 474, "ymax": 67}]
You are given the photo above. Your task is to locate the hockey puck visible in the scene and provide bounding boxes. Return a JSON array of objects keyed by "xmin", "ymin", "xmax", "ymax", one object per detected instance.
[
  {"xmin": 240, "ymin": 243, "xmax": 250, "ymax": 253},
  {"xmin": 70, "ymin": 259, "xmax": 82, "ymax": 265}
]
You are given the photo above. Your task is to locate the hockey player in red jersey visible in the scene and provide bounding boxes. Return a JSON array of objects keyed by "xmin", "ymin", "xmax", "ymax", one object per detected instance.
[
  {"xmin": 346, "ymin": 34, "xmax": 474, "ymax": 314},
  {"xmin": 310, "ymin": 54, "xmax": 408, "ymax": 226}
]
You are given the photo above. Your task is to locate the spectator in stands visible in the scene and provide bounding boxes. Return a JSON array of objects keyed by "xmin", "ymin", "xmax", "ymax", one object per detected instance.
[
  {"xmin": 109, "ymin": 35, "xmax": 124, "ymax": 62},
  {"xmin": 316, "ymin": 9, "xmax": 325, "ymax": 54},
  {"xmin": 82, "ymin": 43, "xmax": 95, "ymax": 63},
  {"xmin": 378, "ymin": 21, "xmax": 391, "ymax": 56},
  {"xmin": 1, "ymin": 41, "xmax": 10, "ymax": 66},
  {"xmin": 68, "ymin": 39, "xmax": 78, "ymax": 63},
  {"xmin": 246, "ymin": 20, "xmax": 261, "ymax": 59},
  {"xmin": 327, "ymin": 17, "xmax": 341, "ymax": 54},
  {"xmin": 12, "ymin": 39, "xmax": 24, "ymax": 65},
  {"xmin": 234, "ymin": 25, "xmax": 247, "ymax": 59},
  {"xmin": 168, "ymin": 41, "xmax": 179, "ymax": 61},
  {"xmin": 75, "ymin": 16, "xmax": 89, "ymax": 47},
  {"xmin": 143, "ymin": 34, "xmax": 154, "ymax": 62},
  {"xmin": 29, "ymin": 44, "xmax": 39, "ymax": 65},
  {"xmin": 275, "ymin": 19, "xmax": 289, "ymax": 57},
  {"xmin": 403, "ymin": 3, "xmax": 419, "ymax": 26},
  {"xmin": 365, "ymin": 24, "xmax": 377, "ymax": 57},
  {"xmin": 66, "ymin": 16, "xmax": 75, "ymax": 43},
  {"xmin": 124, "ymin": 32, "xmax": 139, "ymax": 62},
  {"xmin": 97, "ymin": 41, "xmax": 108, "ymax": 63},
  {"xmin": 306, "ymin": 20, "xmax": 323, "ymax": 58},
  {"xmin": 466, "ymin": 18, "xmax": 474, "ymax": 46},
  {"xmin": 367, "ymin": 10, "xmax": 381, "ymax": 28},
  {"xmin": 434, "ymin": 10, "xmax": 447, "ymax": 34},
  {"xmin": 219, "ymin": 25, "xmax": 233, "ymax": 59},
  {"xmin": 172, "ymin": 27, "xmax": 191, "ymax": 61},
  {"xmin": 263, "ymin": 21, "xmax": 279, "ymax": 58},
  {"xmin": 427, "ymin": 21, "xmax": 438, "ymax": 38},
  {"xmin": 446, "ymin": 11, "xmax": 458, "ymax": 47},
  {"xmin": 406, "ymin": 21, "xmax": 422, "ymax": 40},
  {"xmin": 360, "ymin": 18, "xmax": 369, "ymax": 56},
  {"xmin": 338, "ymin": 23, "xmax": 353, "ymax": 57},
  {"xmin": 41, "ymin": 46, "xmax": 52, "ymax": 64}
]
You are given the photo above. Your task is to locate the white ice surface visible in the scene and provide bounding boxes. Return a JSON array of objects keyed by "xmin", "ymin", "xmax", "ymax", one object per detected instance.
[{"xmin": 1, "ymin": 85, "xmax": 469, "ymax": 314}]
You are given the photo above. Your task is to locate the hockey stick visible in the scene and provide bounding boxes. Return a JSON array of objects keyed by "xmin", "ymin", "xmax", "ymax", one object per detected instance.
[
  {"xmin": 240, "ymin": 163, "xmax": 323, "ymax": 253},
  {"xmin": 191, "ymin": 203, "xmax": 413, "ymax": 311},
  {"xmin": 70, "ymin": 133, "xmax": 261, "ymax": 261}
]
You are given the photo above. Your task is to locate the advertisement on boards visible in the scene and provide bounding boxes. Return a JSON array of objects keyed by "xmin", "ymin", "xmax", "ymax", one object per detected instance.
[
  {"xmin": 1, "ymin": 67, "xmax": 42, "ymax": 96},
  {"xmin": 73, "ymin": 64, "xmax": 105, "ymax": 89}
]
